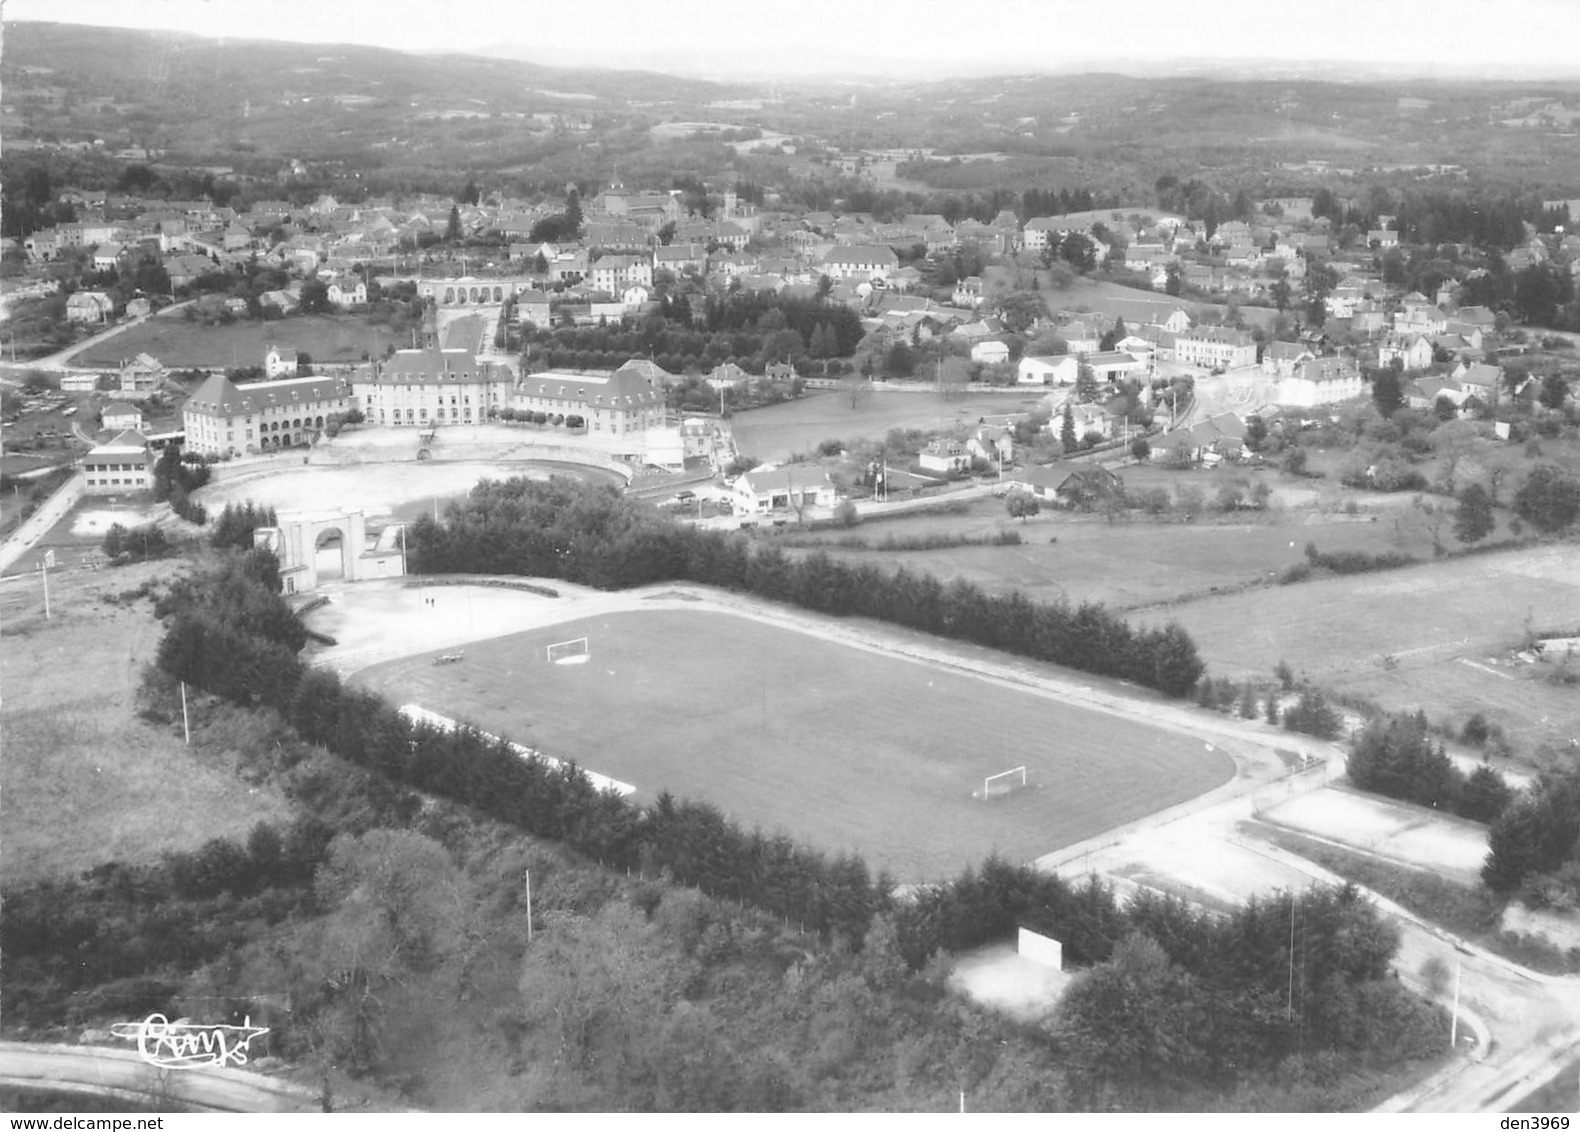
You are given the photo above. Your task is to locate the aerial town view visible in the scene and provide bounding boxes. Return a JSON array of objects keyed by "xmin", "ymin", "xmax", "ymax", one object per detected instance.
[{"xmin": 3, "ymin": 0, "xmax": 1580, "ymax": 1116}]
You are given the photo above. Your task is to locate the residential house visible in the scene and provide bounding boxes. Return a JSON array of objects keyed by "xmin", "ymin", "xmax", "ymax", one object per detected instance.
[
  {"xmin": 1276, "ymin": 357, "xmax": 1364, "ymax": 407},
  {"xmin": 1453, "ymin": 361, "xmax": 1503, "ymax": 405},
  {"xmin": 266, "ymin": 346, "xmax": 300, "ymax": 379},
  {"xmin": 66, "ymin": 291, "xmax": 115, "ymax": 324},
  {"xmin": 732, "ymin": 465, "xmax": 837, "ymax": 515},
  {"xmin": 327, "ymin": 278, "xmax": 367, "ymax": 308},
  {"xmin": 1007, "ymin": 463, "xmax": 1065, "ymax": 499},
  {"xmin": 952, "ymin": 276, "xmax": 985, "ymax": 308},
  {"xmin": 590, "ymin": 254, "xmax": 654, "ymax": 294},
  {"xmin": 118, "ymin": 353, "xmax": 165, "ymax": 399},
  {"xmin": 82, "ymin": 430, "xmax": 153, "ymax": 495},
  {"xmin": 970, "ymin": 339, "xmax": 1010, "ymax": 365},
  {"xmin": 1174, "ymin": 326, "xmax": 1257, "ymax": 370},
  {"xmin": 706, "ymin": 362, "xmax": 752, "ymax": 391},
  {"xmin": 1378, "ymin": 333, "xmax": 1434, "ymax": 372},
  {"xmin": 1151, "ymin": 411, "xmax": 1247, "ymax": 464},
  {"xmin": 1406, "ymin": 376, "xmax": 1468, "ymax": 412},
  {"xmin": 614, "ymin": 358, "xmax": 676, "ymax": 387},
  {"xmin": 1367, "ymin": 229, "xmax": 1401, "ymax": 248},
  {"xmin": 821, "ymin": 245, "xmax": 899, "ymax": 282},
  {"xmin": 967, "ymin": 426, "xmax": 1013, "ymax": 465},
  {"xmin": 918, "ymin": 439, "xmax": 971, "ymax": 474},
  {"xmin": 100, "ymin": 402, "xmax": 145, "ymax": 433},
  {"xmin": 260, "ymin": 289, "xmax": 299, "ymax": 316},
  {"xmin": 654, "ymin": 243, "xmax": 708, "ymax": 276},
  {"xmin": 1068, "ymin": 402, "xmax": 1114, "ymax": 440},
  {"xmin": 1055, "ymin": 467, "xmax": 1123, "ymax": 508},
  {"xmin": 1262, "ymin": 340, "xmax": 1315, "ymax": 378},
  {"xmin": 1018, "ymin": 355, "xmax": 1079, "ymax": 386},
  {"xmin": 1056, "ymin": 319, "xmax": 1102, "ymax": 355}
]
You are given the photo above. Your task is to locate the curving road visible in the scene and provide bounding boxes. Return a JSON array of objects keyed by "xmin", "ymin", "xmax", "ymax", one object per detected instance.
[{"xmin": 0, "ymin": 1042, "xmax": 321, "ymax": 1113}]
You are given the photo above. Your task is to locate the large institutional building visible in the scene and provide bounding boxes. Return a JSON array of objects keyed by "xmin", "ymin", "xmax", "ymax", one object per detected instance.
[
  {"xmin": 513, "ymin": 367, "xmax": 667, "ymax": 440},
  {"xmin": 351, "ymin": 342, "xmax": 514, "ymax": 428},
  {"xmin": 181, "ymin": 374, "xmax": 354, "ymax": 457}
]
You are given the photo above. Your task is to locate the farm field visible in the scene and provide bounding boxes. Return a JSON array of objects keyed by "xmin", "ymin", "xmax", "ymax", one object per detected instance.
[
  {"xmin": 769, "ymin": 489, "xmax": 1446, "ymax": 609},
  {"xmin": 350, "ymin": 607, "xmax": 1233, "ymax": 882},
  {"xmin": 730, "ymin": 388, "xmax": 1047, "ymax": 463},
  {"xmin": 72, "ymin": 313, "xmax": 387, "ymax": 369},
  {"xmin": 1153, "ymin": 543, "xmax": 1580, "ymax": 753},
  {"xmin": 0, "ymin": 562, "xmax": 294, "ymax": 885}
]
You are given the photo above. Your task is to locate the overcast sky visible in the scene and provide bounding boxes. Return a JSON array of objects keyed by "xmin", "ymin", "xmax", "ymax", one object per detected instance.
[{"xmin": 5, "ymin": 0, "xmax": 1578, "ymax": 79}]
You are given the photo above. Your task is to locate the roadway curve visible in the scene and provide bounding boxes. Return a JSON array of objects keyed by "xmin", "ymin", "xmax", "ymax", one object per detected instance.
[{"xmin": 0, "ymin": 1042, "xmax": 321, "ymax": 1113}]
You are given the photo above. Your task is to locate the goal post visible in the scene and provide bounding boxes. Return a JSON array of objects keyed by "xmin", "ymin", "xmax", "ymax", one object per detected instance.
[
  {"xmin": 978, "ymin": 765, "xmax": 1028, "ymax": 800},
  {"xmin": 545, "ymin": 636, "xmax": 590, "ymax": 665}
]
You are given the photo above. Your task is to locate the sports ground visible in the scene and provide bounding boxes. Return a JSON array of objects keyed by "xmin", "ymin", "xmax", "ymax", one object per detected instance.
[{"xmin": 351, "ymin": 606, "xmax": 1232, "ymax": 881}]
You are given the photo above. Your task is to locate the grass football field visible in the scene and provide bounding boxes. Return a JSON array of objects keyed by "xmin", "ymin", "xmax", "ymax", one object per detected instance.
[{"xmin": 351, "ymin": 607, "xmax": 1231, "ymax": 882}]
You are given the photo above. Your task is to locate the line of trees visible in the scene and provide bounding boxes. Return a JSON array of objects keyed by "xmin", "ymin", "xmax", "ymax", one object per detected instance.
[
  {"xmin": 1482, "ymin": 768, "xmax": 1580, "ymax": 897},
  {"xmin": 209, "ymin": 501, "xmax": 278, "ymax": 551},
  {"xmin": 1347, "ymin": 712, "xmax": 1514, "ymax": 824},
  {"xmin": 403, "ymin": 477, "xmax": 1206, "ymax": 696}
]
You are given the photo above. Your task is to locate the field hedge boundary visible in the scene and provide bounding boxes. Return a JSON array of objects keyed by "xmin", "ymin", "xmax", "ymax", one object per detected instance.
[{"xmin": 403, "ymin": 476, "xmax": 1205, "ymax": 698}]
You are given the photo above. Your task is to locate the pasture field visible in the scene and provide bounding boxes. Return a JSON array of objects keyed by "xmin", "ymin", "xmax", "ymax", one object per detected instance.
[
  {"xmin": 1154, "ymin": 543, "xmax": 1580, "ymax": 753},
  {"xmin": 350, "ymin": 608, "xmax": 1232, "ymax": 882},
  {"xmin": 771, "ymin": 489, "xmax": 1446, "ymax": 609},
  {"xmin": 73, "ymin": 313, "xmax": 386, "ymax": 369},
  {"xmin": 0, "ymin": 562, "xmax": 293, "ymax": 885},
  {"xmin": 730, "ymin": 388, "xmax": 1048, "ymax": 463}
]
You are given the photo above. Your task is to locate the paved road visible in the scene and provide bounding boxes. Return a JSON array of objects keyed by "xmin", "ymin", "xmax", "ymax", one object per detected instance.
[
  {"xmin": 0, "ymin": 300, "xmax": 196, "ymax": 375},
  {"xmin": 0, "ymin": 1042, "xmax": 321, "ymax": 1112}
]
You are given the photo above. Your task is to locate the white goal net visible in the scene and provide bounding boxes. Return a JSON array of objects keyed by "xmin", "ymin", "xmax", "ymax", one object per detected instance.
[
  {"xmin": 976, "ymin": 766, "xmax": 1028, "ymax": 800},
  {"xmin": 546, "ymin": 637, "xmax": 590, "ymax": 665}
]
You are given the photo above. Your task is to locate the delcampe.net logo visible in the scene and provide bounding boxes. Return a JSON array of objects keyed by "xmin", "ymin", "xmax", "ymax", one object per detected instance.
[{"xmin": 110, "ymin": 1014, "xmax": 270, "ymax": 1069}]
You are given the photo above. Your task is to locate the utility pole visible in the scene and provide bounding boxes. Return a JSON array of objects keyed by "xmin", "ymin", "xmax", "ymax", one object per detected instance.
[
  {"xmin": 39, "ymin": 559, "xmax": 50, "ymax": 619},
  {"xmin": 525, "ymin": 870, "xmax": 533, "ymax": 943},
  {"xmin": 180, "ymin": 680, "xmax": 191, "ymax": 746},
  {"xmin": 1450, "ymin": 960, "xmax": 1462, "ymax": 1049}
]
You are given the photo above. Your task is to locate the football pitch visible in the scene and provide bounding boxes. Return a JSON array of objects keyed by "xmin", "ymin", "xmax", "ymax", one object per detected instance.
[{"xmin": 352, "ymin": 607, "xmax": 1232, "ymax": 881}]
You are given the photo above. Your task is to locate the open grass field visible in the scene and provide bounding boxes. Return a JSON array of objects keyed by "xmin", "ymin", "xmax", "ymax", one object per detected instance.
[
  {"xmin": 1154, "ymin": 543, "xmax": 1580, "ymax": 753},
  {"xmin": 773, "ymin": 487, "xmax": 1445, "ymax": 610},
  {"xmin": 350, "ymin": 607, "xmax": 1232, "ymax": 882},
  {"xmin": 73, "ymin": 313, "xmax": 386, "ymax": 369},
  {"xmin": 0, "ymin": 562, "xmax": 293, "ymax": 885},
  {"xmin": 730, "ymin": 388, "xmax": 1047, "ymax": 463}
]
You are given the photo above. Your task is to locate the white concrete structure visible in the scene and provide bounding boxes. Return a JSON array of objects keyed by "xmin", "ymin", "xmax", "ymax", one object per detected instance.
[
  {"xmin": 254, "ymin": 509, "xmax": 404, "ymax": 593},
  {"xmin": 1017, "ymin": 927, "xmax": 1063, "ymax": 971}
]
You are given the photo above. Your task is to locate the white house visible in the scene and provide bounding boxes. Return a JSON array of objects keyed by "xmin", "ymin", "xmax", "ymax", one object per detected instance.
[
  {"xmin": 66, "ymin": 291, "xmax": 115, "ymax": 324},
  {"xmin": 970, "ymin": 339, "xmax": 1010, "ymax": 365},
  {"xmin": 1018, "ymin": 355, "xmax": 1079, "ymax": 386},
  {"xmin": 1175, "ymin": 326, "xmax": 1257, "ymax": 370},
  {"xmin": 1275, "ymin": 357, "xmax": 1364, "ymax": 407},
  {"xmin": 1379, "ymin": 334, "xmax": 1434, "ymax": 372},
  {"xmin": 82, "ymin": 430, "xmax": 152, "ymax": 495},
  {"xmin": 918, "ymin": 439, "xmax": 971, "ymax": 474},
  {"xmin": 967, "ymin": 426, "xmax": 1013, "ymax": 464},
  {"xmin": 265, "ymin": 345, "xmax": 300, "ymax": 379},
  {"xmin": 101, "ymin": 402, "xmax": 145, "ymax": 433},
  {"xmin": 821, "ymin": 245, "xmax": 899, "ymax": 282},
  {"xmin": 732, "ymin": 465, "xmax": 837, "ymax": 515},
  {"xmin": 327, "ymin": 279, "xmax": 367, "ymax": 308}
]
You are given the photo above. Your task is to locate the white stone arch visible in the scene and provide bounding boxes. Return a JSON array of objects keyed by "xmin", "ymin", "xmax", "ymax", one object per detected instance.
[{"xmin": 254, "ymin": 509, "xmax": 402, "ymax": 593}]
